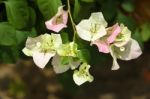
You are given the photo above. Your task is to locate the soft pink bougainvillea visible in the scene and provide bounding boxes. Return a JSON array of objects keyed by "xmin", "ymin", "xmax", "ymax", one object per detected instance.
[
  {"xmin": 45, "ymin": 6, "xmax": 68, "ymax": 32},
  {"xmin": 107, "ymin": 23, "xmax": 121, "ymax": 44},
  {"xmin": 91, "ymin": 23, "xmax": 121, "ymax": 53}
]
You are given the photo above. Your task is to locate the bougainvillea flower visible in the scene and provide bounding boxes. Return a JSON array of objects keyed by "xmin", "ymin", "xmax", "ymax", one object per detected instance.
[
  {"xmin": 91, "ymin": 23, "xmax": 121, "ymax": 53},
  {"xmin": 52, "ymin": 42, "xmax": 80, "ymax": 73},
  {"xmin": 45, "ymin": 6, "xmax": 68, "ymax": 32},
  {"xmin": 22, "ymin": 33, "xmax": 62, "ymax": 68},
  {"xmin": 52, "ymin": 54, "xmax": 80, "ymax": 73},
  {"xmin": 57, "ymin": 42, "xmax": 78, "ymax": 57},
  {"xmin": 73, "ymin": 63, "xmax": 94, "ymax": 86},
  {"xmin": 76, "ymin": 12, "xmax": 107, "ymax": 41},
  {"xmin": 110, "ymin": 39, "xmax": 142, "ymax": 70}
]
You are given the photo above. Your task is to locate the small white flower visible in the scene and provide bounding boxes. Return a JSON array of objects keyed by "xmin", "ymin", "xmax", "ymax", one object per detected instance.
[
  {"xmin": 76, "ymin": 12, "xmax": 107, "ymax": 41},
  {"xmin": 22, "ymin": 33, "xmax": 62, "ymax": 68},
  {"xmin": 73, "ymin": 63, "xmax": 94, "ymax": 86}
]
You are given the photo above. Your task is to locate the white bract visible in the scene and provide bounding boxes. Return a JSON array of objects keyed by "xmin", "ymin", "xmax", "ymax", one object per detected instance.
[
  {"xmin": 52, "ymin": 42, "xmax": 81, "ymax": 73},
  {"xmin": 52, "ymin": 54, "xmax": 80, "ymax": 73},
  {"xmin": 22, "ymin": 33, "xmax": 62, "ymax": 68},
  {"xmin": 114, "ymin": 24, "xmax": 131, "ymax": 47},
  {"xmin": 110, "ymin": 39, "xmax": 142, "ymax": 70},
  {"xmin": 76, "ymin": 12, "xmax": 107, "ymax": 41},
  {"xmin": 73, "ymin": 63, "xmax": 94, "ymax": 86}
]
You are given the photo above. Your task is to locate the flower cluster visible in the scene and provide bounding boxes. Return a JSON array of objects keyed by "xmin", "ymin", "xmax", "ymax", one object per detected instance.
[
  {"xmin": 76, "ymin": 12, "xmax": 142, "ymax": 70},
  {"xmin": 22, "ymin": 6, "xmax": 142, "ymax": 86}
]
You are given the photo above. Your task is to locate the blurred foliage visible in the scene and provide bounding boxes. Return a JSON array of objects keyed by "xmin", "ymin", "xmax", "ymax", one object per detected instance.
[{"xmin": 0, "ymin": 0, "xmax": 150, "ymax": 93}]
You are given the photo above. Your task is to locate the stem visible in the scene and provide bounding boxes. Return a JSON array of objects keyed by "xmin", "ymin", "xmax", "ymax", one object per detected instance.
[{"xmin": 67, "ymin": 0, "xmax": 77, "ymax": 41}]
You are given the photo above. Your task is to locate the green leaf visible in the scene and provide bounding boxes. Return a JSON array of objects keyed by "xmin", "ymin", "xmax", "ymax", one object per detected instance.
[
  {"xmin": 0, "ymin": 22, "xmax": 17, "ymax": 46},
  {"xmin": 26, "ymin": 7, "xmax": 36, "ymax": 29},
  {"xmin": 60, "ymin": 32, "xmax": 69, "ymax": 43},
  {"xmin": 140, "ymin": 23, "xmax": 150, "ymax": 42},
  {"xmin": 77, "ymin": 49, "xmax": 90, "ymax": 63},
  {"xmin": 37, "ymin": 0, "xmax": 62, "ymax": 20},
  {"xmin": 60, "ymin": 56, "xmax": 70, "ymax": 65},
  {"xmin": 4, "ymin": 0, "xmax": 30, "ymax": 29}
]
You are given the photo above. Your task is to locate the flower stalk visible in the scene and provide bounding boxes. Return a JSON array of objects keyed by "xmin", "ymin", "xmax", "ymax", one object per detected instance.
[{"xmin": 67, "ymin": 0, "xmax": 77, "ymax": 41}]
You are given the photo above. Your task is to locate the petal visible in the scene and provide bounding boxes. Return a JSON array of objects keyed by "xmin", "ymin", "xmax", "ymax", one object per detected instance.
[
  {"xmin": 110, "ymin": 45, "xmax": 120, "ymax": 70},
  {"xmin": 33, "ymin": 52, "xmax": 55, "ymax": 69},
  {"xmin": 45, "ymin": 6, "xmax": 68, "ymax": 32},
  {"xmin": 91, "ymin": 40, "xmax": 110, "ymax": 53},
  {"xmin": 62, "ymin": 10, "xmax": 68, "ymax": 25},
  {"xmin": 114, "ymin": 24, "xmax": 131, "ymax": 47},
  {"xmin": 51, "ymin": 33, "xmax": 62, "ymax": 49},
  {"xmin": 70, "ymin": 60, "xmax": 81, "ymax": 70},
  {"xmin": 73, "ymin": 63, "xmax": 94, "ymax": 86},
  {"xmin": 111, "ymin": 57, "xmax": 120, "ymax": 70},
  {"xmin": 76, "ymin": 20, "xmax": 92, "ymax": 41},
  {"xmin": 91, "ymin": 25, "xmax": 107, "ymax": 41},
  {"xmin": 22, "ymin": 48, "xmax": 33, "ymax": 56},
  {"xmin": 114, "ymin": 39, "xmax": 142, "ymax": 60},
  {"xmin": 25, "ymin": 36, "xmax": 42, "ymax": 50},
  {"xmin": 45, "ymin": 20, "xmax": 67, "ymax": 32},
  {"xmin": 52, "ymin": 55, "xmax": 70, "ymax": 73},
  {"xmin": 89, "ymin": 12, "xmax": 107, "ymax": 27},
  {"xmin": 107, "ymin": 23, "xmax": 121, "ymax": 44}
]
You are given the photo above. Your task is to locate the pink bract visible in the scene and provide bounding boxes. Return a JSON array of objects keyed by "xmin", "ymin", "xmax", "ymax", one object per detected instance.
[
  {"xmin": 91, "ymin": 40, "xmax": 110, "ymax": 53},
  {"xmin": 107, "ymin": 23, "xmax": 121, "ymax": 44},
  {"xmin": 45, "ymin": 6, "xmax": 68, "ymax": 32},
  {"xmin": 92, "ymin": 23, "xmax": 121, "ymax": 53}
]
